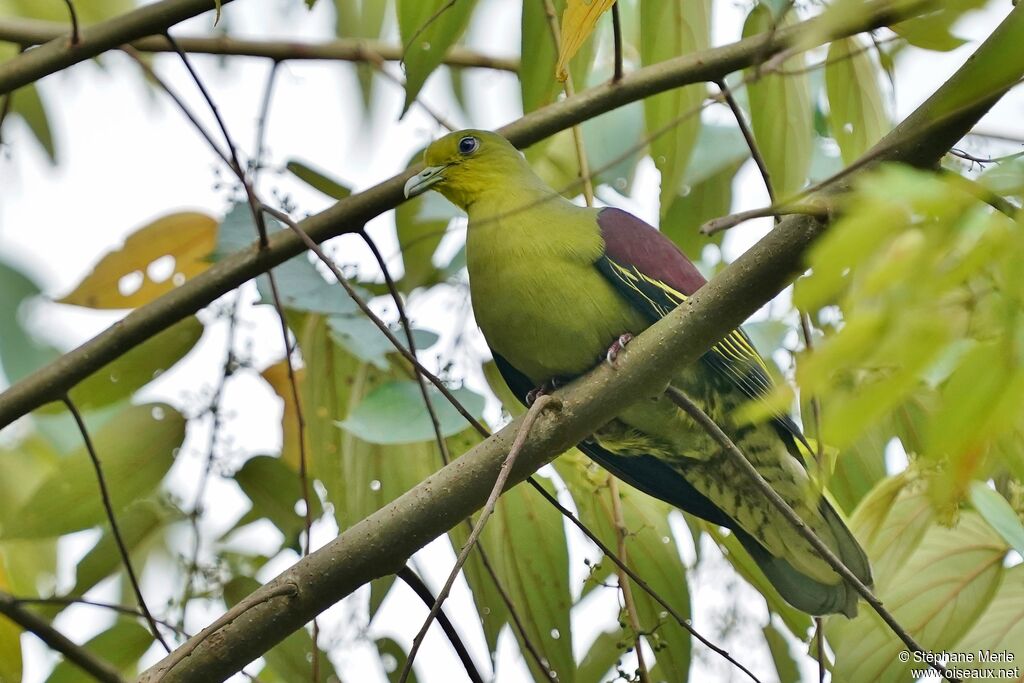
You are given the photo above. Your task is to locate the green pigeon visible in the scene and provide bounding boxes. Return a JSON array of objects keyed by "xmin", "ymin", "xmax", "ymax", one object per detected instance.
[{"xmin": 404, "ymin": 129, "xmax": 872, "ymax": 617}]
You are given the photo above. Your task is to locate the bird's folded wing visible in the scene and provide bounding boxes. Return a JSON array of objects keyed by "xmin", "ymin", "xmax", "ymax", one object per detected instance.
[{"xmin": 594, "ymin": 207, "xmax": 811, "ymax": 457}]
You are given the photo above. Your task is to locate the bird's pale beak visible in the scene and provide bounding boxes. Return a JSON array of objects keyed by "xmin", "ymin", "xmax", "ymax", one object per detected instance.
[{"xmin": 403, "ymin": 165, "xmax": 446, "ymax": 198}]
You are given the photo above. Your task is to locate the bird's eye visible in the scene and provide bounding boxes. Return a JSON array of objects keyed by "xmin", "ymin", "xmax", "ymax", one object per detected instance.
[{"xmin": 458, "ymin": 136, "xmax": 479, "ymax": 155}]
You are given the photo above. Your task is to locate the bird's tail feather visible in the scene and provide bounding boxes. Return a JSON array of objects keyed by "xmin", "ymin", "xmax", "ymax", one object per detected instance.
[{"xmin": 735, "ymin": 499, "xmax": 872, "ymax": 618}]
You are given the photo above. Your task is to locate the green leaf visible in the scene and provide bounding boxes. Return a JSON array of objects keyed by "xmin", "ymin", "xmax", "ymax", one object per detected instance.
[
  {"xmin": 486, "ymin": 475, "xmax": 575, "ymax": 682},
  {"xmin": 520, "ymin": 0, "xmax": 595, "ymax": 113},
  {"xmin": 825, "ymin": 37, "xmax": 890, "ymax": 166},
  {"xmin": 953, "ymin": 564, "xmax": 1024, "ymax": 676},
  {"xmin": 397, "ymin": 0, "xmax": 477, "ymax": 114},
  {"xmin": 212, "ymin": 202, "xmax": 284, "ymax": 261},
  {"xmin": 743, "ymin": 4, "xmax": 813, "ymax": 197},
  {"xmin": 578, "ymin": 628, "xmax": 627, "ymax": 683},
  {"xmin": 333, "ymin": 0, "xmax": 388, "ymax": 108},
  {"xmin": 9, "ymin": 83, "xmax": 55, "ymax": 163},
  {"xmin": 377, "ymin": 636, "xmax": 417, "ymax": 683},
  {"xmin": 556, "ymin": 453, "xmax": 692, "ymax": 679},
  {"xmin": 763, "ymin": 622, "xmax": 800, "ymax": 683},
  {"xmin": 224, "ymin": 576, "xmax": 342, "ymax": 683},
  {"xmin": 56, "ymin": 317, "xmax": 202, "ymax": 413},
  {"xmin": 969, "ymin": 482, "xmax": 1024, "ymax": 557},
  {"xmin": 257, "ymin": 257, "xmax": 362, "ymax": 317},
  {"xmin": 662, "ymin": 158, "xmax": 739, "ymax": 257},
  {"xmin": 849, "ymin": 475, "xmax": 933, "ymax": 588},
  {"xmin": 0, "ymin": 562, "xmax": 23, "ymax": 683},
  {"xmin": 2, "ymin": 403, "xmax": 183, "ymax": 539},
  {"xmin": 829, "ymin": 419, "xmax": 889, "ymax": 515},
  {"xmin": 69, "ymin": 499, "xmax": 178, "ymax": 606},
  {"xmin": 640, "ymin": 0, "xmax": 710, "ymax": 216},
  {"xmin": 338, "ymin": 380, "xmax": 485, "ymax": 445},
  {"xmin": 827, "ymin": 512, "xmax": 1007, "ymax": 682},
  {"xmin": 230, "ymin": 455, "xmax": 324, "ymax": 550},
  {"xmin": 890, "ymin": 0, "xmax": 988, "ymax": 52},
  {"xmin": 583, "ymin": 99, "xmax": 645, "ymax": 194},
  {"xmin": 286, "ymin": 159, "xmax": 351, "ymax": 200},
  {"xmin": 45, "ymin": 621, "xmax": 152, "ymax": 683},
  {"xmin": 0, "ymin": 257, "xmax": 60, "ymax": 384}
]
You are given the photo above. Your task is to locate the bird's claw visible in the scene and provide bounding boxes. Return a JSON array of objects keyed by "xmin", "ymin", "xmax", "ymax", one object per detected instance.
[
  {"xmin": 605, "ymin": 333, "xmax": 634, "ymax": 366},
  {"xmin": 526, "ymin": 378, "xmax": 561, "ymax": 407}
]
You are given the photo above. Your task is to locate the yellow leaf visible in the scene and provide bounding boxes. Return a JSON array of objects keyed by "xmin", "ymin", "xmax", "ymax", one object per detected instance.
[
  {"xmin": 59, "ymin": 212, "xmax": 218, "ymax": 309},
  {"xmin": 261, "ymin": 360, "xmax": 306, "ymax": 472},
  {"xmin": 555, "ymin": 0, "xmax": 615, "ymax": 82}
]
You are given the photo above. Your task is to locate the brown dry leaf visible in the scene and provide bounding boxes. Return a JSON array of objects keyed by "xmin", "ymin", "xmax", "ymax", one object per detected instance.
[
  {"xmin": 555, "ymin": 0, "xmax": 615, "ymax": 82},
  {"xmin": 261, "ymin": 360, "xmax": 307, "ymax": 472},
  {"xmin": 59, "ymin": 212, "xmax": 218, "ymax": 309}
]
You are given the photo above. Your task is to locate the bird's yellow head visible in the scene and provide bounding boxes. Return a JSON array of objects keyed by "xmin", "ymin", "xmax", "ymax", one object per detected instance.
[{"xmin": 403, "ymin": 129, "xmax": 534, "ymax": 210}]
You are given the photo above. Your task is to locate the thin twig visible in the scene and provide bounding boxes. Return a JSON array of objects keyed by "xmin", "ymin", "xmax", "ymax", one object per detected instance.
[
  {"xmin": 716, "ymin": 78, "xmax": 774, "ymax": 205},
  {"xmin": 12, "ymin": 596, "xmax": 187, "ymax": 637},
  {"xmin": 147, "ymin": 35, "xmax": 320, "ymax": 679},
  {"xmin": 361, "ymin": 230, "xmax": 452, "ymax": 465},
  {"xmin": 815, "ymin": 617, "xmax": 825, "ymax": 683},
  {"xmin": 701, "ymin": 202, "xmax": 829, "ymax": 235},
  {"xmin": 253, "ymin": 60, "xmax": 281, "ymax": 178},
  {"xmin": 526, "ymin": 473, "xmax": 762, "ymax": 682},
  {"xmin": 0, "ymin": 591, "xmax": 125, "ymax": 683},
  {"xmin": 398, "ymin": 395, "xmax": 560, "ymax": 683},
  {"xmin": 608, "ymin": 477, "xmax": 651, "ymax": 683},
  {"xmin": 396, "ymin": 566, "xmax": 485, "ymax": 683},
  {"xmin": 0, "ymin": 21, "xmax": 519, "ymax": 71},
  {"xmin": 541, "ymin": 0, "xmax": 594, "ymax": 206},
  {"xmin": 264, "ymin": 204, "xmax": 679, "ymax": 680},
  {"xmin": 62, "ymin": 395, "xmax": 170, "ymax": 652},
  {"xmin": 662, "ymin": 387, "xmax": 958, "ymax": 682},
  {"xmin": 799, "ymin": 313, "xmax": 826, "ymax": 467},
  {"xmin": 61, "ymin": 0, "xmax": 79, "ymax": 45},
  {"xmin": 180, "ymin": 295, "xmax": 240, "ymax": 630},
  {"xmin": 611, "ymin": 1, "xmax": 623, "ymax": 83}
]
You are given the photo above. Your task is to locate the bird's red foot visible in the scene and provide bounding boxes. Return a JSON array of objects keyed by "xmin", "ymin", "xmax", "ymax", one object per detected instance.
[
  {"xmin": 605, "ymin": 333, "xmax": 634, "ymax": 366},
  {"xmin": 526, "ymin": 378, "xmax": 561, "ymax": 407}
]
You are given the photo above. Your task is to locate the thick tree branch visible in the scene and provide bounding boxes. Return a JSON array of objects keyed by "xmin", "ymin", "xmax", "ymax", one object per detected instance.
[
  {"xmin": 0, "ymin": 19, "xmax": 519, "ymax": 71},
  {"xmin": 136, "ymin": 5, "xmax": 1024, "ymax": 679},
  {"xmin": 0, "ymin": 0, "xmax": 232, "ymax": 95},
  {"xmin": 0, "ymin": 0, "xmax": 933, "ymax": 431},
  {"xmin": 0, "ymin": 591, "xmax": 126, "ymax": 683}
]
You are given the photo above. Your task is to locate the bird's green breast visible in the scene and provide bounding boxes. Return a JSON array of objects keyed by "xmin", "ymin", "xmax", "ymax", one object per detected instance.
[{"xmin": 465, "ymin": 197, "xmax": 648, "ymax": 383}]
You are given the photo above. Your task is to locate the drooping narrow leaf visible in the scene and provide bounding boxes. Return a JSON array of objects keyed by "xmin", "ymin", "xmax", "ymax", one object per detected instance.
[
  {"xmin": 501, "ymin": 476, "xmax": 575, "ymax": 682},
  {"xmin": 2, "ymin": 403, "xmax": 183, "ymax": 539},
  {"xmin": 825, "ymin": 37, "xmax": 890, "ymax": 165},
  {"xmin": 969, "ymin": 482, "xmax": 1024, "ymax": 556},
  {"xmin": 58, "ymin": 212, "xmax": 218, "ymax": 309},
  {"xmin": 333, "ymin": 0, "xmax": 388, "ymax": 107},
  {"xmin": 640, "ymin": 0, "xmax": 710, "ymax": 216},
  {"xmin": 69, "ymin": 499, "xmax": 179, "ymax": 605},
  {"xmin": 229, "ymin": 455, "xmax": 324, "ymax": 551},
  {"xmin": 397, "ymin": 0, "xmax": 477, "ymax": 114},
  {"xmin": 0, "ymin": 562, "xmax": 23, "ymax": 683},
  {"xmin": 743, "ymin": 4, "xmax": 814, "ymax": 198},
  {"xmin": 520, "ymin": 0, "xmax": 596, "ymax": 112},
  {"xmin": 58, "ymin": 316, "xmax": 203, "ymax": 413},
  {"xmin": 0, "ymin": 257, "xmax": 59, "ymax": 384},
  {"xmin": 286, "ymin": 159, "xmax": 352, "ymax": 200},
  {"xmin": 578, "ymin": 627, "xmax": 627, "ymax": 683},
  {"xmin": 556, "ymin": 453, "xmax": 692, "ymax": 680},
  {"xmin": 10, "ymin": 83, "xmax": 56, "ymax": 163},
  {"xmin": 763, "ymin": 622, "xmax": 800, "ymax": 683},
  {"xmin": 44, "ymin": 621, "xmax": 152, "ymax": 683},
  {"xmin": 555, "ymin": 0, "xmax": 615, "ymax": 81}
]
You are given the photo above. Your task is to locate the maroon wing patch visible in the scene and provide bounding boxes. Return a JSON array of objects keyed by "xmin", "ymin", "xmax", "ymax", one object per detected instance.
[{"xmin": 597, "ymin": 207, "xmax": 706, "ymax": 297}]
